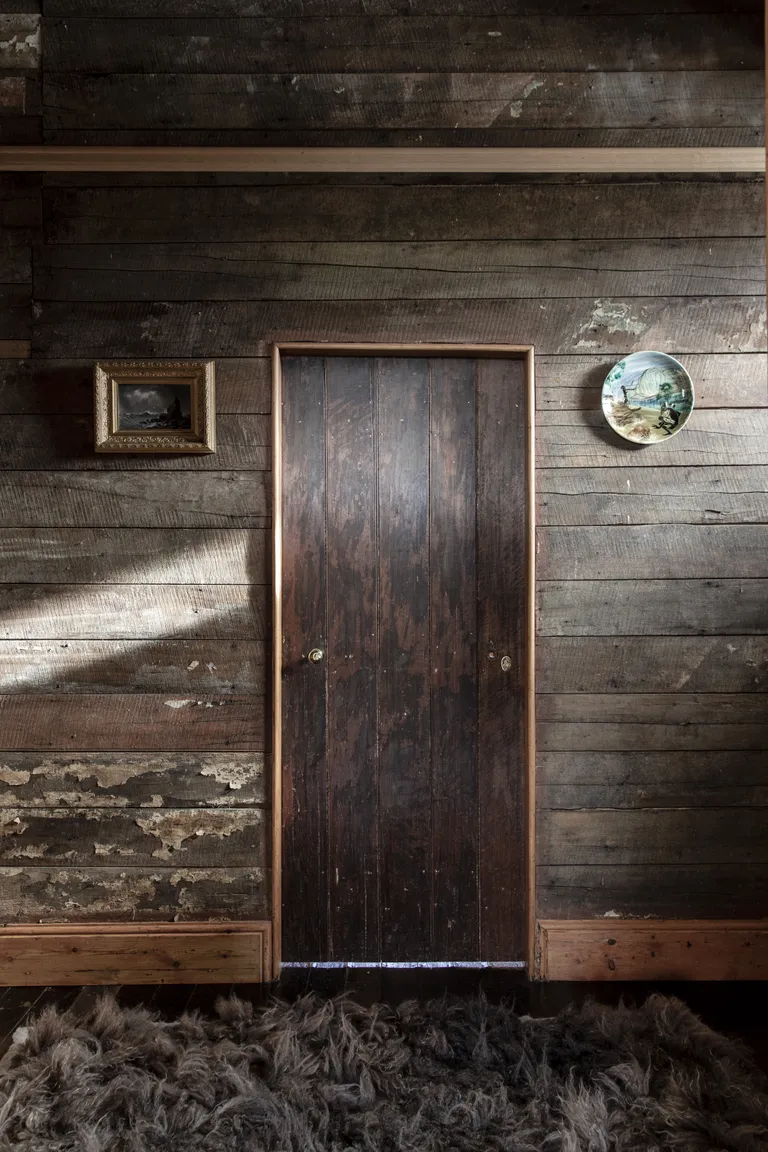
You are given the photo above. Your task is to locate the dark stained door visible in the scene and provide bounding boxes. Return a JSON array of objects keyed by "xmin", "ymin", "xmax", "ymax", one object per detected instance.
[{"xmin": 281, "ymin": 354, "xmax": 529, "ymax": 963}]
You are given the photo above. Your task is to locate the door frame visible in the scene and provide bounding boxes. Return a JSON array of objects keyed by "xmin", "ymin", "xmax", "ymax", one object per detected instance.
[{"xmin": 271, "ymin": 342, "xmax": 536, "ymax": 980}]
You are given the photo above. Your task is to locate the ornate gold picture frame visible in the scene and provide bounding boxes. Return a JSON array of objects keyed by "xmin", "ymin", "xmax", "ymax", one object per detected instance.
[{"xmin": 94, "ymin": 360, "xmax": 216, "ymax": 454}]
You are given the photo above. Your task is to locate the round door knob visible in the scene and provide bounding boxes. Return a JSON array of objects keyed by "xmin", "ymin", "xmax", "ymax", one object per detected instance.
[{"xmin": 307, "ymin": 648, "xmax": 324, "ymax": 663}]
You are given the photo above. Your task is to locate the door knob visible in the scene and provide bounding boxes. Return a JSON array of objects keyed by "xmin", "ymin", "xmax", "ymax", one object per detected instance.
[{"xmin": 307, "ymin": 648, "xmax": 324, "ymax": 663}]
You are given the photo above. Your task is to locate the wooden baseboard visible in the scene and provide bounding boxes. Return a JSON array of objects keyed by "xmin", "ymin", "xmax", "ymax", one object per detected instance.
[
  {"xmin": 537, "ymin": 920, "xmax": 768, "ymax": 981},
  {"xmin": 0, "ymin": 922, "xmax": 272, "ymax": 986}
]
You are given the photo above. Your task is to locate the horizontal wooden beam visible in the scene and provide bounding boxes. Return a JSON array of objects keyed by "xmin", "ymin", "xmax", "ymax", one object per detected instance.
[
  {"xmin": 0, "ymin": 922, "xmax": 272, "ymax": 985},
  {"xmin": 0, "ymin": 147, "xmax": 762, "ymax": 174},
  {"xmin": 538, "ymin": 920, "xmax": 768, "ymax": 981}
]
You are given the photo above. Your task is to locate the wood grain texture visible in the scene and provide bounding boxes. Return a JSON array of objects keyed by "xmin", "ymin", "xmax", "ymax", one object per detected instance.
[
  {"xmin": 33, "ymin": 298, "xmax": 767, "ymax": 360},
  {"xmin": 539, "ymin": 525, "xmax": 768, "ymax": 579},
  {"xmin": 0, "ymin": 471, "xmax": 270, "ymax": 528},
  {"xmin": 0, "ymin": 528, "xmax": 267, "ymax": 584},
  {"xmin": 538, "ymin": 722, "xmax": 766, "ymax": 752},
  {"xmin": 538, "ymin": 920, "xmax": 768, "ymax": 981},
  {"xmin": 537, "ymin": 468, "xmax": 768, "ymax": 526},
  {"xmin": 538, "ymin": 636, "xmax": 768, "ymax": 693},
  {"xmin": 0, "ymin": 865, "xmax": 270, "ymax": 921},
  {"xmin": 0, "ymin": 922, "xmax": 271, "ymax": 986},
  {"xmin": 0, "ymin": 695, "xmax": 264, "ymax": 751},
  {"xmin": 377, "ymin": 356, "xmax": 431, "ymax": 960},
  {"xmin": 0, "ymin": 639, "xmax": 265, "ymax": 694},
  {"xmin": 39, "ymin": 2, "xmax": 768, "ymax": 17},
  {"xmin": 0, "ymin": 584, "xmax": 265, "ymax": 640},
  {"xmin": 538, "ymin": 579, "xmax": 768, "ymax": 634},
  {"xmin": 0, "ymin": 751, "xmax": 266, "ymax": 808},
  {"xmin": 477, "ymin": 356, "xmax": 527, "ymax": 960},
  {"xmin": 41, "ymin": 16, "xmax": 763, "ymax": 72},
  {"xmin": 324, "ymin": 357, "xmax": 379, "ymax": 961},
  {"xmin": 429, "ymin": 357, "xmax": 478, "ymax": 959},
  {"xmin": 44, "ymin": 182, "xmax": 765, "ymax": 243},
  {"xmin": 33, "ymin": 238, "xmax": 766, "ymax": 301}
]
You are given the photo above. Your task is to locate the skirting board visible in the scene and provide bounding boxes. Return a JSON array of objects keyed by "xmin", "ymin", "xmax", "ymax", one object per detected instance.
[
  {"xmin": 537, "ymin": 920, "xmax": 768, "ymax": 981},
  {"xmin": 0, "ymin": 922, "xmax": 272, "ymax": 986}
]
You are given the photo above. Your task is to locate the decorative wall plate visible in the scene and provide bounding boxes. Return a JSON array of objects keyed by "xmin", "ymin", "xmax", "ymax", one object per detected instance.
[{"xmin": 601, "ymin": 351, "xmax": 694, "ymax": 444}]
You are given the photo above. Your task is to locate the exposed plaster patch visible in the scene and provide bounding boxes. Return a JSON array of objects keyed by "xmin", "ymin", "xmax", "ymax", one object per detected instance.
[
  {"xmin": 509, "ymin": 78, "xmax": 544, "ymax": 118},
  {"xmin": 200, "ymin": 761, "xmax": 259, "ymax": 791},
  {"xmin": 576, "ymin": 299, "xmax": 647, "ymax": 349},
  {"xmin": 0, "ymin": 815, "xmax": 27, "ymax": 837},
  {"xmin": 139, "ymin": 794, "xmax": 165, "ymax": 808},
  {"xmin": 14, "ymin": 844, "xmax": 47, "ymax": 859},
  {"xmin": 135, "ymin": 810, "xmax": 259, "ymax": 860},
  {"xmin": 0, "ymin": 767, "xmax": 31, "ymax": 786},
  {"xmin": 31, "ymin": 758, "xmax": 158, "ymax": 789},
  {"xmin": 0, "ymin": 17, "xmax": 40, "ymax": 64}
]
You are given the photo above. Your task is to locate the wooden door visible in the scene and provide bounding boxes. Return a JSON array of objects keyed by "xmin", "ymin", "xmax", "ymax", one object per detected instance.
[{"xmin": 278, "ymin": 350, "xmax": 531, "ymax": 964}]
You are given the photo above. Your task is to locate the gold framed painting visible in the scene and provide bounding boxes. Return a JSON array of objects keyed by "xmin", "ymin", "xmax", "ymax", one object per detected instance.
[{"xmin": 94, "ymin": 360, "xmax": 216, "ymax": 453}]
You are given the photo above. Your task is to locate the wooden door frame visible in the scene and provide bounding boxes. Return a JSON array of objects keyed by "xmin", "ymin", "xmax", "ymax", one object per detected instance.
[{"xmin": 272, "ymin": 342, "xmax": 536, "ymax": 980}]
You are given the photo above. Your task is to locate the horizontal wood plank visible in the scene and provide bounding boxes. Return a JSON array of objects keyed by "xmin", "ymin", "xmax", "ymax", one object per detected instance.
[
  {"xmin": 43, "ymin": 181, "xmax": 765, "ymax": 243},
  {"xmin": 0, "ymin": 694, "xmax": 264, "ymax": 750},
  {"xmin": 0, "ymin": 583, "xmax": 265, "ymax": 639},
  {"xmin": 538, "ymin": 920, "xmax": 768, "ymax": 980},
  {"xmin": 0, "ymin": 922, "xmax": 271, "ymax": 985},
  {"xmin": 0, "ymin": 865, "xmax": 269, "ymax": 921},
  {"xmin": 538, "ymin": 636, "xmax": 768, "ymax": 693},
  {"xmin": 538, "ymin": 693, "xmax": 768, "ymax": 724},
  {"xmin": 0, "ymin": 528, "xmax": 267, "ymax": 584},
  {"xmin": 0, "ymin": 471, "xmax": 270, "ymax": 527},
  {"xmin": 40, "ymin": 2, "xmax": 768, "ymax": 17},
  {"xmin": 539, "ymin": 525, "xmax": 768, "ymax": 579},
  {"xmin": 538, "ymin": 578, "xmax": 768, "ymax": 634},
  {"xmin": 33, "ymin": 297, "xmax": 767, "ymax": 358},
  {"xmin": 537, "ymin": 722, "xmax": 766, "ymax": 751},
  {"xmin": 0, "ymin": 751, "xmax": 266, "ymax": 807},
  {"xmin": 34, "ymin": 237, "xmax": 766, "ymax": 301},
  {"xmin": 0, "ymin": 639, "xmax": 265, "ymax": 694},
  {"xmin": 0, "ymin": 806, "xmax": 266, "ymax": 865}
]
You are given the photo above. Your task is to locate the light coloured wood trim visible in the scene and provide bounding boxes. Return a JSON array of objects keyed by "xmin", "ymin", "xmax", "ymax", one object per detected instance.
[
  {"xmin": 0, "ymin": 146, "xmax": 761, "ymax": 173},
  {"xmin": 274, "ymin": 342, "xmax": 536, "ymax": 969},
  {"xmin": 0, "ymin": 922, "xmax": 272, "ymax": 986},
  {"xmin": 537, "ymin": 920, "xmax": 768, "ymax": 981},
  {"xmin": 271, "ymin": 344, "xmax": 283, "ymax": 982},
  {"xmin": 0, "ymin": 340, "xmax": 31, "ymax": 358}
]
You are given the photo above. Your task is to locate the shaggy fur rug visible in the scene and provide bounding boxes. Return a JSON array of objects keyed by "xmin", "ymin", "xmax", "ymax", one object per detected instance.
[{"xmin": 0, "ymin": 992, "xmax": 766, "ymax": 1151}]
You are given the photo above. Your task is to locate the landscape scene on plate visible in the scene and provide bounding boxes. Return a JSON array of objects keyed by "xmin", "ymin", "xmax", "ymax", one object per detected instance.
[
  {"xmin": 602, "ymin": 351, "xmax": 693, "ymax": 443},
  {"xmin": 117, "ymin": 382, "xmax": 193, "ymax": 431}
]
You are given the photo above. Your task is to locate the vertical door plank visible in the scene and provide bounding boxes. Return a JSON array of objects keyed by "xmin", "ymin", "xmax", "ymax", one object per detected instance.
[
  {"xmin": 377, "ymin": 357, "xmax": 432, "ymax": 961},
  {"xmin": 477, "ymin": 357, "xmax": 528, "ymax": 960},
  {"xmin": 280, "ymin": 356, "xmax": 327, "ymax": 961},
  {"xmin": 429, "ymin": 358, "xmax": 479, "ymax": 959},
  {"xmin": 325, "ymin": 357, "xmax": 379, "ymax": 961}
]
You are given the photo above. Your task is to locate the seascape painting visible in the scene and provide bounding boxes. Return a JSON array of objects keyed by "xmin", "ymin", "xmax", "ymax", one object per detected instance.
[
  {"xmin": 601, "ymin": 350, "xmax": 694, "ymax": 443},
  {"xmin": 117, "ymin": 382, "xmax": 193, "ymax": 431}
]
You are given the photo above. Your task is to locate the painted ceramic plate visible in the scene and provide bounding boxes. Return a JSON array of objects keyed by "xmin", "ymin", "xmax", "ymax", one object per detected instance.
[{"xmin": 602, "ymin": 351, "xmax": 694, "ymax": 444}]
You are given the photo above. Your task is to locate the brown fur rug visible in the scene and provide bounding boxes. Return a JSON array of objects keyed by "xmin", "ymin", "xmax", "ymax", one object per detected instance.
[{"xmin": 0, "ymin": 992, "xmax": 766, "ymax": 1151}]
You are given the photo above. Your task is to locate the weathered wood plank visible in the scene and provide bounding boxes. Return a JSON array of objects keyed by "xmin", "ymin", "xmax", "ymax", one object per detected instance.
[
  {"xmin": 0, "ymin": 807, "xmax": 265, "ymax": 866},
  {"xmin": 41, "ymin": 16, "xmax": 763, "ymax": 72},
  {"xmin": 325, "ymin": 357, "xmax": 379, "ymax": 961},
  {"xmin": 0, "ymin": 528, "xmax": 267, "ymax": 584},
  {"xmin": 0, "ymin": 415, "xmax": 270, "ymax": 470},
  {"xmin": 538, "ymin": 578, "xmax": 768, "ymax": 635},
  {"xmin": 0, "ymin": 286, "xmax": 31, "ymax": 341},
  {"xmin": 535, "ymin": 354, "xmax": 768, "ymax": 411},
  {"xmin": 539, "ymin": 808, "xmax": 768, "ymax": 864},
  {"xmin": 40, "ymin": 2, "xmax": 768, "ymax": 18},
  {"xmin": 537, "ymin": 864, "xmax": 768, "ymax": 920},
  {"xmin": 0, "ymin": 639, "xmax": 265, "ymax": 694},
  {"xmin": 0, "ymin": 751, "xmax": 266, "ymax": 807},
  {"xmin": 0, "ymin": 584, "xmax": 265, "ymax": 640},
  {"xmin": 34, "ymin": 238, "xmax": 766, "ymax": 301},
  {"xmin": 0, "ymin": 472, "xmax": 270, "ymax": 528},
  {"xmin": 538, "ymin": 467, "xmax": 768, "ymax": 526},
  {"xmin": 0, "ymin": 15, "xmax": 39, "ymax": 70},
  {"xmin": 538, "ymin": 693, "xmax": 768, "ymax": 724},
  {"xmin": 0, "ymin": 78, "xmax": 27, "ymax": 116},
  {"xmin": 0, "ymin": 695, "xmax": 264, "ymax": 751},
  {"xmin": 539, "ymin": 525, "xmax": 768, "ymax": 579},
  {"xmin": 0, "ymin": 865, "xmax": 269, "ymax": 922},
  {"xmin": 540, "ymin": 782, "xmax": 768, "ymax": 808},
  {"xmin": 41, "ymin": 72, "xmax": 763, "ymax": 133},
  {"xmin": 377, "ymin": 356, "xmax": 431, "ymax": 960},
  {"xmin": 0, "ymin": 357, "xmax": 271, "ymax": 415},
  {"xmin": 33, "ymin": 298, "xmax": 767, "ymax": 359},
  {"xmin": 539, "ymin": 410, "xmax": 768, "ymax": 468},
  {"xmin": 43, "ymin": 182, "xmax": 765, "ymax": 244},
  {"xmin": 538, "ymin": 636, "xmax": 768, "ymax": 693},
  {"xmin": 537, "ymin": 722, "xmax": 766, "ymax": 751}
]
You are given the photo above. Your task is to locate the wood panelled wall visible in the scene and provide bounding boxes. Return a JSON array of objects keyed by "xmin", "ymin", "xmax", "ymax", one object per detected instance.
[{"xmin": 0, "ymin": 2, "xmax": 765, "ymax": 930}]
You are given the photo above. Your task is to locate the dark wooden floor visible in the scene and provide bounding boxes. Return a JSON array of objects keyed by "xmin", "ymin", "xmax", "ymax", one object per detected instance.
[{"xmin": 0, "ymin": 973, "xmax": 766, "ymax": 1075}]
